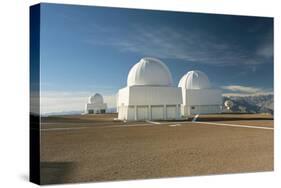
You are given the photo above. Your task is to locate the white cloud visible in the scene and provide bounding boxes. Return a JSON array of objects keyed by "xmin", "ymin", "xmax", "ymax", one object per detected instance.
[
  {"xmin": 39, "ymin": 91, "xmax": 116, "ymax": 114},
  {"xmin": 86, "ymin": 24, "xmax": 272, "ymax": 66},
  {"xmin": 222, "ymin": 85, "xmax": 273, "ymax": 97},
  {"xmin": 256, "ymin": 31, "xmax": 273, "ymax": 59},
  {"xmin": 257, "ymin": 42, "xmax": 273, "ymax": 58},
  {"xmin": 222, "ymin": 85, "xmax": 263, "ymax": 93},
  {"xmin": 222, "ymin": 92, "xmax": 273, "ymax": 97}
]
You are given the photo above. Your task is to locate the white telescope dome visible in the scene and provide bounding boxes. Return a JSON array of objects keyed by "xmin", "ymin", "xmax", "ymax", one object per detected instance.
[
  {"xmin": 89, "ymin": 93, "xmax": 104, "ymax": 104},
  {"xmin": 178, "ymin": 70, "xmax": 211, "ymax": 89},
  {"xmin": 224, "ymin": 100, "xmax": 233, "ymax": 108},
  {"xmin": 127, "ymin": 57, "xmax": 173, "ymax": 87}
]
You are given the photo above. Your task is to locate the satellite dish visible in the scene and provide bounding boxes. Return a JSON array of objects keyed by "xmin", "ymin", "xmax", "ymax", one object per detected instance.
[{"xmin": 224, "ymin": 100, "xmax": 233, "ymax": 110}]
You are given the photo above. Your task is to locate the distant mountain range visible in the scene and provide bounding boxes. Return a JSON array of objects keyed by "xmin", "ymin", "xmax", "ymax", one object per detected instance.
[
  {"xmin": 42, "ymin": 110, "xmax": 83, "ymax": 116},
  {"xmin": 43, "ymin": 108, "xmax": 117, "ymax": 116},
  {"xmin": 223, "ymin": 94, "xmax": 274, "ymax": 114}
]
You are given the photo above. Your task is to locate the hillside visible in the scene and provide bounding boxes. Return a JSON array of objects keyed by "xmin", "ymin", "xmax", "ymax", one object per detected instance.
[{"xmin": 223, "ymin": 94, "xmax": 273, "ymax": 114}]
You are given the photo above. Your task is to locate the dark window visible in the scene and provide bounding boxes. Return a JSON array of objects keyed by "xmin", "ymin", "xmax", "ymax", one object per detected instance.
[{"xmin": 191, "ymin": 106, "xmax": 195, "ymax": 110}]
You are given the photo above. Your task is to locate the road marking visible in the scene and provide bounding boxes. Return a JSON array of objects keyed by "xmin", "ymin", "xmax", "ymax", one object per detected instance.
[
  {"xmin": 168, "ymin": 124, "xmax": 181, "ymax": 127},
  {"xmin": 41, "ymin": 121, "xmax": 187, "ymax": 126},
  {"xmin": 41, "ymin": 121, "xmax": 273, "ymax": 131},
  {"xmin": 41, "ymin": 121, "xmax": 190, "ymax": 131},
  {"xmin": 194, "ymin": 121, "xmax": 274, "ymax": 130},
  {"xmin": 146, "ymin": 120, "xmax": 161, "ymax": 124},
  {"xmin": 192, "ymin": 114, "xmax": 199, "ymax": 122},
  {"xmin": 121, "ymin": 124, "xmax": 151, "ymax": 127}
]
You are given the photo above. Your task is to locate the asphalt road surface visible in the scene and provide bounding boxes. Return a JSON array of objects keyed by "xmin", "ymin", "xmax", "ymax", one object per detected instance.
[{"xmin": 40, "ymin": 113, "xmax": 273, "ymax": 184}]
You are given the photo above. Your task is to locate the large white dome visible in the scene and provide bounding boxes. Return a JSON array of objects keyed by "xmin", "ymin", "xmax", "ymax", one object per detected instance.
[
  {"xmin": 127, "ymin": 57, "xmax": 173, "ymax": 87},
  {"xmin": 89, "ymin": 93, "xmax": 104, "ymax": 104},
  {"xmin": 178, "ymin": 70, "xmax": 211, "ymax": 89}
]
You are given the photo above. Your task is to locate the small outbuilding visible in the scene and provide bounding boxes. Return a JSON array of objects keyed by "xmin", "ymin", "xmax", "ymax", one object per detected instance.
[
  {"xmin": 117, "ymin": 57, "xmax": 182, "ymax": 121},
  {"xmin": 178, "ymin": 70, "xmax": 222, "ymax": 116},
  {"xmin": 85, "ymin": 93, "xmax": 107, "ymax": 114}
]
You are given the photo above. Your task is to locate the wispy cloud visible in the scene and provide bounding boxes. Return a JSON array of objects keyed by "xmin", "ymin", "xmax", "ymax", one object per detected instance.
[
  {"xmin": 39, "ymin": 91, "xmax": 116, "ymax": 114},
  {"xmin": 256, "ymin": 42, "xmax": 273, "ymax": 58},
  {"xmin": 222, "ymin": 85, "xmax": 262, "ymax": 93},
  {"xmin": 222, "ymin": 92, "xmax": 273, "ymax": 97},
  {"xmin": 85, "ymin": 24, "xmax": 272, "ymax": 66},
  {"xmin": 256, "ymin": 30, "xmax": 273, "ymax": 59},
  {"xmin": 222, "ymin": 85, "xmax": 273, "ymax": 96}
]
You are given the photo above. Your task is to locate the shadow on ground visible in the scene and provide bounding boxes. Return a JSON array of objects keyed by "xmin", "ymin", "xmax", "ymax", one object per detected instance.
[{"xmin": 40, "ymin": 161, "xmax": 77, "ymax": 185}]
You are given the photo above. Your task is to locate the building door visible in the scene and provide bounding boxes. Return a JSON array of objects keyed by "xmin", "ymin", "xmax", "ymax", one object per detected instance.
[
  {"xmin": 166, "ymin": 105, "xmax": 177, "ymax": 120},
  {"xmin": 137, "ymin": 106, "xmax": 148, "ymax": 120},
  {"xmin": 151, "ymin": 105, "xmax": 164, "ymax": 120},
  {"xmin": 127, "ymin": 106, "xmax": 135, "ymax": 120}
]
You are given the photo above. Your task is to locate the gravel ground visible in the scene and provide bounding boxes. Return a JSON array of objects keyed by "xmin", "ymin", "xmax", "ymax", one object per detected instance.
[{"xmin": 40, "ymin": 114, "xmax": 273, "ymax": 184}]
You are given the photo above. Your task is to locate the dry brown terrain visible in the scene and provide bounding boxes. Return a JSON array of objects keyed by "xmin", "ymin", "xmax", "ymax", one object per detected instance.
[{"xmin": 40, "ymin": 113, "xmax": 273, "ymax": 184}]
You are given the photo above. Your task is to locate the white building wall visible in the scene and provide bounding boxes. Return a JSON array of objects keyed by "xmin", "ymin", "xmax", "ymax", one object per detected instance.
[
  {"xmin": 181, "ymin": 89, "xmax": 222, "ymax": 116},
  {"xmin": 117, "ymin": 86, "xmax": 182, "ymax": 121},
  {"xmin": 85, "ymin": 103, "xmax": 107, "ymax": 114},
  {"xmin": 186, "ymin": 105, "xmax": 221, "ymax": 115},
  {"xmin": 117, "ymin": 87, "xmax": 130, "ymax": 106},
  {"xmin": 185, "ymin": 89, "xmax": 222, "ymax": 106},
  {"xmin": 128, "ymin": 86, "xmax": 182, "ymax": 105}
]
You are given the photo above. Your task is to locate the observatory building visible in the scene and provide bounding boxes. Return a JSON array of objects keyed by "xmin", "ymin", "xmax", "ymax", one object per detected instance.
[
  {"xmin": 85, "ymin": 93, "xmax": 107, "ymax": 114},
  {"xmin": 117, "ymin": 57, "xmax": 182, "ymax": 121},
  {"xmin": 178, "ymin": 70, "xmax": 222, "ymax": 116}
]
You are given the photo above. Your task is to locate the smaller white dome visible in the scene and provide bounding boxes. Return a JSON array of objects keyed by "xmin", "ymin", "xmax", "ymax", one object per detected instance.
[
  {"xmin": 178, "ymin": 70, "xmax": 211, "ymax": 89},
  {"xmin": 127, "ymin": 57, "xmax": 173, "ymax": 87},
  {"xmin": 89, "ymin": 93, "xmax": 104, "ymax": 104},
  {"xmin": 224, "ymin": 100, "xmax": 233, "ymax": 108}
]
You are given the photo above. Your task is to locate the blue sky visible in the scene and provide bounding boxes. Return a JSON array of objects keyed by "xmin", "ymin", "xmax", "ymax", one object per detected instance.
[{"xmin": 39, "ymin": 3, "xmax": 273, "ymax": 113}]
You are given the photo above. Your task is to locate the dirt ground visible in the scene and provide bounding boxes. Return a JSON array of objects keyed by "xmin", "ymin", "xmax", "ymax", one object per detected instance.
[{"xmin": 40, "ymin": 113, "xmax": 274, "ymax": 184}]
